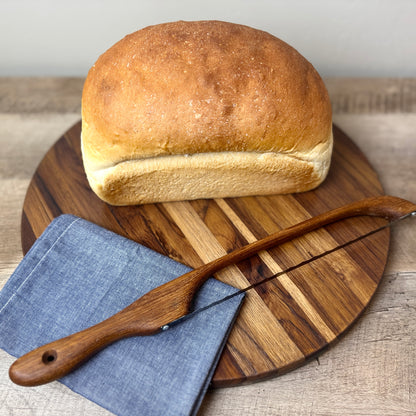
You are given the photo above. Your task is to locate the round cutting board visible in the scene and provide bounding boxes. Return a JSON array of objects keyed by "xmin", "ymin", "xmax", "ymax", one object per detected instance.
[{"xmin": 21, "ymin": 122, "xmax": 390, "ymax": 387}]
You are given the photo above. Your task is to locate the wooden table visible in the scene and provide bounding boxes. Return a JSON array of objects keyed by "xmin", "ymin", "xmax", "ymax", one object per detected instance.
[{"xmin": 0, "ymin": 78, "xmax": 415, "ymax": 415}]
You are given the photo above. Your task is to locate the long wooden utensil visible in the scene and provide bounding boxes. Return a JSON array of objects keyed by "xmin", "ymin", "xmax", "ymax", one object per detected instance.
[{"xmin": 9, "ymin": 195, "xmax": 416, "ymax": 387}]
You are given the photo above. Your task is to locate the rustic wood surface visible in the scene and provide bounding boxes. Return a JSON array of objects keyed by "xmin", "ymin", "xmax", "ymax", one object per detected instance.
[{"xmin": 0, "ymin": 78, "xmax": 415, "ymax": 414}]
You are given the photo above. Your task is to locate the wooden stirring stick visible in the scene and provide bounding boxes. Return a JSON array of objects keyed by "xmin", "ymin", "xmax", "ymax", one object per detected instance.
[{"xmin": 9, "ymin": 196, "xmax": 416, "ymax": 387}]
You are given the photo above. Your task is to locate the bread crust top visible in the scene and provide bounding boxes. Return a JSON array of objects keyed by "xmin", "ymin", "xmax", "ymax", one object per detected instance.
[{"xmin": 81, "ymin": 20, "xmax": 332, "ymax": 170}]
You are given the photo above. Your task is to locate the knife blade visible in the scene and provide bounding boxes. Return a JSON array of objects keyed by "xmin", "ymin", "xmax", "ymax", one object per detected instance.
[{"xmin": 8, "ymin": 195, "xmax": 416, "ymax": 387}]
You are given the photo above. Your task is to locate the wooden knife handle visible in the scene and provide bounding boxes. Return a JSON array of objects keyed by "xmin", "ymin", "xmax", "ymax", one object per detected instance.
[
  {"xmin": 9, "ymin": 262, "xmax": 206, "ymax": 387},
  {"xmin": 9, "ymin": 308, "xmax": 144, "ymax": 386},
  {"xmin": 9, "ymin": 195, "xmax": 416, "ymax": 387}
]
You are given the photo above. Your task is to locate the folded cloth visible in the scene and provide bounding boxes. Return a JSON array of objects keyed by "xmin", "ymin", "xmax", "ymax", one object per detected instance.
[{"xmin": 0, "ymin": 215, "xmax": 244, "ymax": 416}]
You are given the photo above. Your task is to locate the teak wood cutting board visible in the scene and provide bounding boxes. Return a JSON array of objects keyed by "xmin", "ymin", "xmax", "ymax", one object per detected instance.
[{"xmin": 21, "ymin": 122, "xmax": 390, "ymax": 387}]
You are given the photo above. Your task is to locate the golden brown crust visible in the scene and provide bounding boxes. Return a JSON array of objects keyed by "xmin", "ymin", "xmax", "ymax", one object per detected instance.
[
  {"xmin": 82, "ymin": 20, "xmax": 332, "ymax": 168},
  {"xmin": 81, "ymin": 20, "xmax": 333, "ymax": 205}
]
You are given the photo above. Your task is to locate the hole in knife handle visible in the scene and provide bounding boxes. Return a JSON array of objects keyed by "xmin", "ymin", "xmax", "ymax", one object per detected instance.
[{"xmin": 42, "ymin": 350, "xmax": 57, "ymax": 365}]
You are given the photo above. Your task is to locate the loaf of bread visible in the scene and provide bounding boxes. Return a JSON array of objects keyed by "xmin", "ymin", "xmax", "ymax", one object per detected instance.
[{"xmin": 81, "ymin": 20, "xmax": 333, "ymax": 205}]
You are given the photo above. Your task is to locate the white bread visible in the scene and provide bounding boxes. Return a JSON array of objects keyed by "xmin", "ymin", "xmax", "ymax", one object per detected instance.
[{"xmin": 81, "ymin": 20, "xmax": 333, "ymax": 205}]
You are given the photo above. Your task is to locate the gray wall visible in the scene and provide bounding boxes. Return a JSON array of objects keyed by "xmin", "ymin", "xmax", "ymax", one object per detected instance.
[{"xmin": 1, "ymin": 0, "xmax": 415, "ymax": 77}]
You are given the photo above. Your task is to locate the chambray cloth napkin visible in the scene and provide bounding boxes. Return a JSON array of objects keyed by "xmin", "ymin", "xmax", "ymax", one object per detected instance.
[{"xmin": 0, "ymin": 215, "xmax": 244, "ymax": 416}]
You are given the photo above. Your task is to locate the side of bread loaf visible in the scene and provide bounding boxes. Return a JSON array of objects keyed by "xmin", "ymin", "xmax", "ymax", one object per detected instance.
[{"xmin": 81, "ymin": 20, "xmax": 333, "ymax": 205}]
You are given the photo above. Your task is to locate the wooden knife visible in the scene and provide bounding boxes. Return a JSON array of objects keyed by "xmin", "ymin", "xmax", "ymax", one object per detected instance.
[{"xmin": 8, "ymin": 195, "xmax": 416, "ymax": 387}]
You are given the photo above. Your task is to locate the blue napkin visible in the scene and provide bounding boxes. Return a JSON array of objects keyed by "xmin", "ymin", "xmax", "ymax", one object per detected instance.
[{"xmin": 0, "ymin": 215, "xmax": 244, "ymax": 416}]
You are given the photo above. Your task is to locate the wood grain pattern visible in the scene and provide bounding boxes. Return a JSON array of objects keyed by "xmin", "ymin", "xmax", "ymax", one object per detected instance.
[{"xmin": 20, "ymin": 121, "xmax": 393, "ymax": 386}]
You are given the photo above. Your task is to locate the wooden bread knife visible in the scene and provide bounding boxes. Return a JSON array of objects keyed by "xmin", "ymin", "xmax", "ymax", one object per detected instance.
[{"xmin": 8, "ymin": 195, "xmax": 416, "ymax": 387}]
